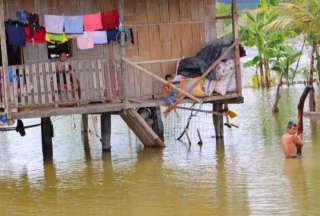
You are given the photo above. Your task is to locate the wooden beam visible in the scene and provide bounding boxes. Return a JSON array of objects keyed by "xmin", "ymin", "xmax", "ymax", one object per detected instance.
[
  {"xmin": 119, "ymin": 0, "xmax": 128, "ymax": 100},
  {"xmin": 81, "ymin": 114, "xmax": 91, "ymax": 161},
  {"xmin": 41, "ymin": 117, "xmax": 54, "ymax": 162},
  {"xmin": 135, "ymin": 58, "xmax": 181, "ymax": 65},
  {"xmin": 0, "ymin": 0, "xmax": 9, "ymax": 114},
  {"xmin": 121, "ymin": 108, "xmax": 165, "ymax": 147},
  {"xmin": 212, "ymin": 102, "xmax": 224, "ymax": 139},
  {"xmin": 101, "ymin": 113, "xmax": 111, "ymax": 152},
  {"xmin": 122, "ymin": 57, "xmax": 202, "ymax": 103},
  {"xmin": 232, "ymin": 0, "xmax": 242, "ymax": 96}
]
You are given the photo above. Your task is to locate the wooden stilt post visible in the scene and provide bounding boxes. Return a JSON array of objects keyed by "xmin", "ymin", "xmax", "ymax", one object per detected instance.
[
  {"xmin": 41, "ymin": 117, "xmax": 54, "ymax": 162},
  {"xmin": 101, "ymin": 113, "xmax": 111, "ymax": 152},
  {"xmin": 213, "ymin": 102, "xmax": 224, "ymax": 139},
  {"xmin": 121, "ymin": 108, "xmax": 165, "ymax": 148},
  {"xmin": 81, "ymin": 114, "xmax": 91, "ymax": 160}
]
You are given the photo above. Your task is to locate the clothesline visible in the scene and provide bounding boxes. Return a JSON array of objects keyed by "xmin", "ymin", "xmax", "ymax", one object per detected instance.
[{"xmin": 6, "ymin": 9, "xmax": 122, "ymax": 51}]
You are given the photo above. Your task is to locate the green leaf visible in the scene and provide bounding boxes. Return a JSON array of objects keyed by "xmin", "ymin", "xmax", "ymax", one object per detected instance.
[{"xmin": 244, "ymin": 56, "xmax": 260, "ymax": 68}]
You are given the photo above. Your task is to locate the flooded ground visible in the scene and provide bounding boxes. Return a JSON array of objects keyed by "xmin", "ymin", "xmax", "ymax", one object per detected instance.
[{"xmin": 1, "ymin": 86, "xmax": 320, "ymax": 216}]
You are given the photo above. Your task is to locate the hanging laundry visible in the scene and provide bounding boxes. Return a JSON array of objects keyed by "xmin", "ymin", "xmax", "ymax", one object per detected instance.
[
  {"xmin": 46, "ymin": 33, "xmax": 68, "ymax": 44},
  {"xmin": 15, "ymin": 119, "xmax": 26, "ymax": 136},
  {"xmin": 101, "ymin": 9, "xmax": 119, "ymax": 30},
  {"xmin": 64, "ymin": 16, "xmax": 83, "ymax": 34},
  {"xmin": 16, "ymin": 10, "xmax": 29, "ymax": 23},
  {"xmin": 77, "ymin": 32, "xmax": 94, "ymax": 50},
  {"xmin": 5, "ymin": 20, "xmax": 26, "ymax": 47},
  {"xmin": 106, "ymin": 29, "xmax": 119, "ymax": 43},
  {"xmin": 88, "ymin": 31, "xmax": 108, "ymax": 44},
  {"xmin": 27, "ymin": 13, "xmax": 41, "ymax": 37},
  {"xmin": 45, "ymin": 15, "xmax": 64, "ymax": 34},
  {"xmin": 24, "ymin": 25, "xmax": 46, "ymax": 43},
  {"xmin": 83, "ymin": 13, "xmax": 103, "ymax": 31}
]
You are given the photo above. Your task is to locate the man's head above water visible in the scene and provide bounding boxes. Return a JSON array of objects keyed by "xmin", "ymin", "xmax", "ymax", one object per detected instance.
[{"xmin": 287, "ymin": 121, "xmax": 297, "ymax": 135}]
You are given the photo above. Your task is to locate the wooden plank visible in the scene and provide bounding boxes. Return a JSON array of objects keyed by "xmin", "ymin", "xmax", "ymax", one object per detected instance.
[
  {"xmin": 149, "ymin": 25, "xmax": 162, "ymax": 96},
  {"xmin": 12, "ymin": 66, "xmax": 19, "ymax": 108},
  {"xmin": 51, "ymin": 62, "xmax": 59, "ymax": 104},
  {"xmin": 121, "ymin": 108, "xmax": 165, "ymax": 147},
  {"xmin": 91, "ymin": 60, "xmax": 98, "ymax": 100},
  {"xmin": 104, "ymin": 54, "xmax": 113, "ymax": 100},
  {"xmin": 171, "ymin": 24, "xmax": 182, "ymax": 58},
  {"xmin": 64, "ymin": 62, "xmax": 73, "ymax": 101},
  {"xmin": 169, "ymin": 0, "xmax": 180, "ymax": 22},
  {"xmin": 38, "ymin": 63, "xmax": 46, "ymax": 104},
  {"xmin": 17, "ymin": 66, "xmax": 26, "ymax": 106},
  {"xmin": 232, "ymin": 0, "xmax": 242, "ymax": 96},
  {"xmin": 78, "ymin": 60, "xmax": 86, "ymax": 103},
  {"xmin": 179, "ymin": 0, "xmax": 191, "ymax": 21},
  {"xmin": 181, "ymin": 23, "xmax": 194, "ymax": 57},
  {"xmin": 159, "ymin": 0, "xmax": 169, "ymax": 23},
  {"xmin": 45, "ymin": 63, "xmax": 53, "ymax": 104},
  {"xmin": 32, "ymin": 64, "xmax": 39, "ymax": 105},
  {"xmin": 97, "ymin": 59, "xmax": 105, "ymax": 99},
  {"xmin": 58, "ymin": 63, "xmax": 66, "ymax": 102},
  {"xmin": 191, "ymin": 23, "xmax": 202, "ymax": 54},
  {"xmin": 146, "ymin": 0, "xmax": 160, "ymax": 24},
  {"xmin": 135, "ymin": 0, "xmax": 148, "ymax": 24},
  {"xmin": 71, "ymin": 61, "xmax": 80, "ymax": 101},
  {"xmin": 24, "ymin": 65, "xmax": 33, "ymax": 106}
]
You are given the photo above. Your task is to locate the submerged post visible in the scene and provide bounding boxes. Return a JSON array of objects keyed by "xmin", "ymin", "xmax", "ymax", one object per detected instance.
[
  {"xmin": 41, "ymin": 117, "xmax": 54, "ymax": 162},
  {"xmin": 81, "ymin": 114, "xmax": 91, "ymax": 160},
  {"xmin": 212, "ymin": 102, "xmax": 224, "ymax": 139},
  {"xmin": 101, "ymin": 113, "xmax": 111, "ymax": 152}
]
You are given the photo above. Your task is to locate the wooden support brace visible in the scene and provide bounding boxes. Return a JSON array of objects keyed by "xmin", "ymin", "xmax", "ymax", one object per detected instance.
[
  {"xmin": 121, "ymin": 108, "xmax": 165, "ymax": 148},
  {"xmin": 101, "ymin": 113, "xmax": 111, "ymax": 152},
  {"xmin": 41, "ymin": 117, "xmax": 54, "ymax": 162}
]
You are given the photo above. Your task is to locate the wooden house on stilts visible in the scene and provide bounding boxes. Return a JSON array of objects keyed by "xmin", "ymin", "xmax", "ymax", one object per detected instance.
[{"xmin": 0, "ymin": 0, "xmax": 243, "ymax": 161}]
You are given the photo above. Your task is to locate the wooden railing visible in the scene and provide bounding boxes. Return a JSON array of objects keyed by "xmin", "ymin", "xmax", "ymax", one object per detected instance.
[
  {"xmin": 0, "ymin": 68, "xmax": 5, "ymax": 109},
  {"xmin": 1, "ymin": 58, "xmax": 122, "ymax": 110}
]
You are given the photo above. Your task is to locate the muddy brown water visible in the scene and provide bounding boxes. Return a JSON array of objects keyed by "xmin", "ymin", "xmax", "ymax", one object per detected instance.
[{"xmin": 1, "ymin": 86, "xmax": 320, "ymax": 216}]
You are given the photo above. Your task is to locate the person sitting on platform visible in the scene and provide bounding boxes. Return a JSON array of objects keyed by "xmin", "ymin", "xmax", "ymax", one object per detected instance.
[
  {"xmin": 281, "ymin": 121, "xmax": 303, "ymax": 159},
  {"xmin": 163, "ymin": 74, "xmax": 176, "ymax": 106}
]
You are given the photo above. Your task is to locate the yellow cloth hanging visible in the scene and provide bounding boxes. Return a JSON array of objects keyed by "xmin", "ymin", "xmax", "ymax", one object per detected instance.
[{"xmin": 45, "ymin": 33, "xmax": 68, "ymax": 44}]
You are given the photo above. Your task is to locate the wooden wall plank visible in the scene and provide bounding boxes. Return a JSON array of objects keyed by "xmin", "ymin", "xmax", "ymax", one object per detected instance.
[
  {"xmin": 168, "ymin": 0, "xmax": 180, "ymax": 22},
  {"xmin": 159, "ymin": 0, "xmax": 169, "ymax": 23},
  {"xmin": 147, "ymin": 0, "xmax": 160, "ymax": 24},
  {"xmin": 179, "ymin": 0, "xmax": 191, "ymax": 21}
]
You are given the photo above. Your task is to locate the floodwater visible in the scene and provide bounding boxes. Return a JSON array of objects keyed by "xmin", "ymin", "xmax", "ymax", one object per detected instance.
[{"xmin": 1, "ymin": 86, "xmax": 320, "ymax": 216}]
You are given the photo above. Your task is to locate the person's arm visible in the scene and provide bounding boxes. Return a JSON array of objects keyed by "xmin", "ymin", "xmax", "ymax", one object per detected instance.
[{"xmin": 293, "ymin": 134, "xmax": 303, "ymax": 146}]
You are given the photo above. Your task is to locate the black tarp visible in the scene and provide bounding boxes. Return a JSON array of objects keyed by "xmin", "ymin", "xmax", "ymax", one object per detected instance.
[{"xmin": 177, "ymin": 36, "xmax": 246, "ymax": 80}]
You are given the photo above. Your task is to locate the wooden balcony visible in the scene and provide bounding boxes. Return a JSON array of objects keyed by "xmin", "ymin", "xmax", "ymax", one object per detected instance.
[{"xmin": 0, "ymin": 54, "xmax": 243, "ymax": 120}]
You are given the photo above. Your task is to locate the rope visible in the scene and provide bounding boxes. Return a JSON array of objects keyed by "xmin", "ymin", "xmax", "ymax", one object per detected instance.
[{"xmin": 0, "ymin": 123, "xmax": 41, "ymax": 131}]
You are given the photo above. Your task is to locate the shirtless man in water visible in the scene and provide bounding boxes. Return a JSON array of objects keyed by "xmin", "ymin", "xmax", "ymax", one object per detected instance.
[{"xmin": 281, "ymin": 121, "xmax": 303, "ymax": 158}]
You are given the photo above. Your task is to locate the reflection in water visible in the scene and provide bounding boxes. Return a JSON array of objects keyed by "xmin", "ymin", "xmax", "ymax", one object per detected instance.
[
  {"xmin": 283, "ymin": 159, "xmax": 309, "ymax": 215},
  {"xmin": 0, "ymin": 87, "xmax": 320, "ymax": 215}
]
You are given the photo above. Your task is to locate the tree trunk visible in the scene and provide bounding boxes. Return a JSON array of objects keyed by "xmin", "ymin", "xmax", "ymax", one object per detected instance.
[
  {"xmin": 297, "ymin": 86, "xmax": 311, "ymax": 155},
  {"xmin": 264, "ymin": 59, "xmax": 270, "ymax": 88},
  {"xmin": 309, "ymin": 41, "xmax": 316, "ymax": 112},
  {"xmin": 272, "ymin": 72, "xmax": 284, "ymax": 113},
  {"xmin": 259, "ymin": 61, "xmax": 265, "ymax": 87}
]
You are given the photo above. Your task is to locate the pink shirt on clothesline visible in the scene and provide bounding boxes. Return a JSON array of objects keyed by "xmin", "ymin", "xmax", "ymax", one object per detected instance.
[{"xmin": 83, "ymin": 13, "xmax": 103, "ymax": 31}]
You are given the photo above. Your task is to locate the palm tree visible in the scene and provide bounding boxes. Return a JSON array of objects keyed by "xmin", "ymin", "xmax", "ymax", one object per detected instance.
[{"xmin": 267, "ymin": 0, "xmax": 320, "ymax": 111}]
